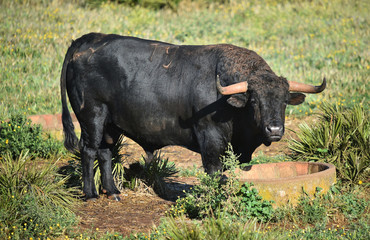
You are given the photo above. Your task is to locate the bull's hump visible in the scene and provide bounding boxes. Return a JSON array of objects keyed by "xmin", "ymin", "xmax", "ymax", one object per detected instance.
[{"xmin": 215, "ymin": 45, "xmax": 272, "ymax": 77}]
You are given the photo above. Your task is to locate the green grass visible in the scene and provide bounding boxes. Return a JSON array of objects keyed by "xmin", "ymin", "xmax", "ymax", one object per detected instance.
[{"xmin": 0, "ymin": 0, "xmax": 369, "ymax": 120}]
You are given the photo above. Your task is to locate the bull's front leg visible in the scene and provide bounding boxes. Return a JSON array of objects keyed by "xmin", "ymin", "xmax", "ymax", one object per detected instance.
[{"xmin": 195, "ymin": 127, "xmax": 228, "ymax": 175}]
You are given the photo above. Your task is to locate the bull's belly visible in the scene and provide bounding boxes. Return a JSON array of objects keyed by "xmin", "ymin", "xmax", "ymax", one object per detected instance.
[{"xmin": 114, "ymin": 117, "xmax": 198, "ymax": 152}]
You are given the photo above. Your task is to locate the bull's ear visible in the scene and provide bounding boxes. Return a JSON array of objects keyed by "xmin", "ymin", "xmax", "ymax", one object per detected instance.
[
  {"xmin": 289, "ymin": 93, "xmax": 306, "ymax": 105},
  {"xmin": 227, "ymin": 94, "xmax": 247, "ymax": 108}
]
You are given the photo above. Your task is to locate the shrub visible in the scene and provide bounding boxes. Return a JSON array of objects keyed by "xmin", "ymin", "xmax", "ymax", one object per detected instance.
[
  {"xmin": 288, "ymin": 103, "xmax": 370, "ymax": 184},
  {"xmin": 0, "ymin": 114, "xmax": 64, "ymax": 159},
  {"xmin": 170, "ymin": 144, "xmax": 274, "ymax": 222},
  {"xmin": 236, "ymin": 182, "xmax": 275, "ymax": 222},
  {"xmin": 0, "ymin": 151, "xmax": 78, "ymax": 239}
]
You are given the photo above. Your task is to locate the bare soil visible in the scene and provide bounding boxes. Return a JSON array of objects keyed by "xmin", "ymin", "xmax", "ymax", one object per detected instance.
[{"xmin": 73, "ymin": 116, "xmax": 313, "ymax": 236}]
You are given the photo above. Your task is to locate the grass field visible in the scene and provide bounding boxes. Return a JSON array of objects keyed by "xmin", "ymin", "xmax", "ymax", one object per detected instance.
[{"xmin": 0, "ymin": 0, "xmax": 369, "ymax": 120}]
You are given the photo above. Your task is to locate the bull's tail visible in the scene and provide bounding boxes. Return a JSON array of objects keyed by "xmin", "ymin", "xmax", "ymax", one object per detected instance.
[{"xmin": 61, "ymin": 40, "xmax": 79, "ymax": 153}]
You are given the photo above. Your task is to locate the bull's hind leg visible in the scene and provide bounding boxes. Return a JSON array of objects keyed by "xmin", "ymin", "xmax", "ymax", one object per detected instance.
[
  {"xmin": 80, "ymin": 142, "xmax": 99, "ymax": 200},
  {"xmin": 78, "ymin": 104, "xmax": 113, "ymax": 200},
  {"xmin": 97, "ymin": 124, "xmax": 122, "ymax": 201}
]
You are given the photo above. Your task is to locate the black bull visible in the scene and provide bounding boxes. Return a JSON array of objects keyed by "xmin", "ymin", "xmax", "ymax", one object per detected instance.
[{"xmin": 61, "ymin": 33, "xmax": 326, "ymax": 200}]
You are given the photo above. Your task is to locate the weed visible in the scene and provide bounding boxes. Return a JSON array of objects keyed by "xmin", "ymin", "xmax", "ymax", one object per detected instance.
[
  {"xmin": 170, "ymin": 145, "xmax": 274, "ymax": 222},
  {"xmin": 294, "ymin": 188, "xmax": 327, "ymax": 225},
  {"xmin": 237, "ymin": 182, "xmax": 275, "ymax": 222}
]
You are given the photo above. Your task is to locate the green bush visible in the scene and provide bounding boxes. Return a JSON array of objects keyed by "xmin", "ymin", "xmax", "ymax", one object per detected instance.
[
  {"xmin": 0, "ymin": 114, "xmax": 64, "ymax": 159},
  {"xmin": 170, "ymin": 145, "xmax": 274, "ymax": 222},
  {"xmin": 288, "ymin": 103, "xmax": 370, "ymax": 184},
  {"xmin": 0, "ymin": 151, "xmax": 79, "ymax": 239}
]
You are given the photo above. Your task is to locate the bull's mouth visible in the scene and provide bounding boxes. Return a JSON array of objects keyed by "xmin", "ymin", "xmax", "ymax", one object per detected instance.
[
  {"xmin": 268, "ymin": 135, "xmax": 283, "ymax": 142},
  {"xmin": 263, "ymin": 135, "xmax": 282, "ymax": 146}
]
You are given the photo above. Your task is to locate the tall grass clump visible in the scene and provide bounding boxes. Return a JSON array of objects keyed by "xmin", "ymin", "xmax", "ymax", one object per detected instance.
[
  {"xmin": 0, "ymin": 114, "xmax": 64, "ymax": 159},
  {"xmin": 0, "ymin": 151, "xmax": 79, "ymax": 239},
  {"xmin": 288, "ymin": 103, "xmax": 369, "ymax": 184}
]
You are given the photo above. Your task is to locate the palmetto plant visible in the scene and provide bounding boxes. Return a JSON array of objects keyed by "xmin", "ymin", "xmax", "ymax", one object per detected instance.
[
  {"xmin": 125, "ymin": 151, "xmax": 179, "ymax": 196},
  {"xmin": 0, "ymin": 150, "xmax": 78, "ymax": 209},
  {"xmin": 0, "ymin": 150, "xmax": 78, "ymax": 238},
  {"xmin": 289, "ymin": 103, "xmax": 369, "ymax": 184}
]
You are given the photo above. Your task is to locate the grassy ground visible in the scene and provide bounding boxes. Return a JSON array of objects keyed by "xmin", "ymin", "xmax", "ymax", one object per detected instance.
[{"xmin": 0, "ymin": 0, "xmax": 369, "ymax": 120}]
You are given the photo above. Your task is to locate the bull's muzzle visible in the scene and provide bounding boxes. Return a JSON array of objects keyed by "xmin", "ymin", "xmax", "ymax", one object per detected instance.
[{"xmin": 265, "ymin": 125, "xmax": 284, "ymax": 142}]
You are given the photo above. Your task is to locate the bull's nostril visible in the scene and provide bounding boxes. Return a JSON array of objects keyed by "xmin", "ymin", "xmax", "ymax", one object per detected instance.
[{"xmin": 266, "ymin": 126, "xmax": 283, "ymax": 135}]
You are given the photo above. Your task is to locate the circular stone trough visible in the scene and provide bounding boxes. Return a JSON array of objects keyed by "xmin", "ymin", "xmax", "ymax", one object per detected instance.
[{"xmin": 234, "ymin": 162, "xmax": 336, "ymax": 207}]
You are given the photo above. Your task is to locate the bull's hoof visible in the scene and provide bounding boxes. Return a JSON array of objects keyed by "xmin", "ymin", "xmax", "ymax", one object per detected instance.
[
  {"xmin": 107, "ymin": 194, "xmax": 121, "ymax": 201},
  {"xmin": 85, "ymin": 196, "xmax": 99, "ymax": 202}
]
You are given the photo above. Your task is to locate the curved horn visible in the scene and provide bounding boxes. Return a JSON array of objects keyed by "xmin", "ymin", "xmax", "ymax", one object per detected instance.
[
  {"xmin": 289, "ymin": 78, "xmax": 326, "ymax": 93},
  {"xmin": 216, "ymin": 75, "xmax": 248, "ymax": 95}
]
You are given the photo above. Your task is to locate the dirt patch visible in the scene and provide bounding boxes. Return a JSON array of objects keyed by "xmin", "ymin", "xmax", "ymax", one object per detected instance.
[
  {"xmin": 72, "ymin": 116, "xmax": 313, "ymax": 236},
  {"xmin": 76, "ymin": 190, "xmax": 171, "ymax": 236}
]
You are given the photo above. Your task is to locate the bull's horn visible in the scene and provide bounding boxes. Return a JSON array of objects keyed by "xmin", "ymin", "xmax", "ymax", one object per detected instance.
[
  {"xmin": 288, "ymin": 78, "xmax": 326, "ymax": 93},
  {"xmin": 216, "ymin": 75, "xmax": 248, "ymax": 95}
]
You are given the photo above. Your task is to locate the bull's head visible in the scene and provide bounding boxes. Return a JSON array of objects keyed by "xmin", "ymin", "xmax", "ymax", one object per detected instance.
[{"xmin": 217, "ymin": 74, "xmax": 326, "ymax": 143}]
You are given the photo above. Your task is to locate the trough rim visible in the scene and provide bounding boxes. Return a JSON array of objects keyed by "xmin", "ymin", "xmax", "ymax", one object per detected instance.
[{"xmin": 237, "ymin": 161, "xmax": 336, "ymax": 184}]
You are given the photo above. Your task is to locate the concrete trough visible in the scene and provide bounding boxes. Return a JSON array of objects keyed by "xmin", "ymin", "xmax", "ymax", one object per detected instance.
[{"xmin": 234, "ymin": 162, "xmax": 336, "ymax": 207}]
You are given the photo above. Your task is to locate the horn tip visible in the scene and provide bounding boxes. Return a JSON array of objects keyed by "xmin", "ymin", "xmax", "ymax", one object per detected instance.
[{"xmin": 316, "ymin": 77, "xmax": 327, "ymax": 93}]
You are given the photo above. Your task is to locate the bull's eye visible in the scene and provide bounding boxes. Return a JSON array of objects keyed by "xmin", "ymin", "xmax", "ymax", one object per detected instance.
[{"xmin": 250, "ymin": 98, "xmax": 257, "ymax": 106}]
